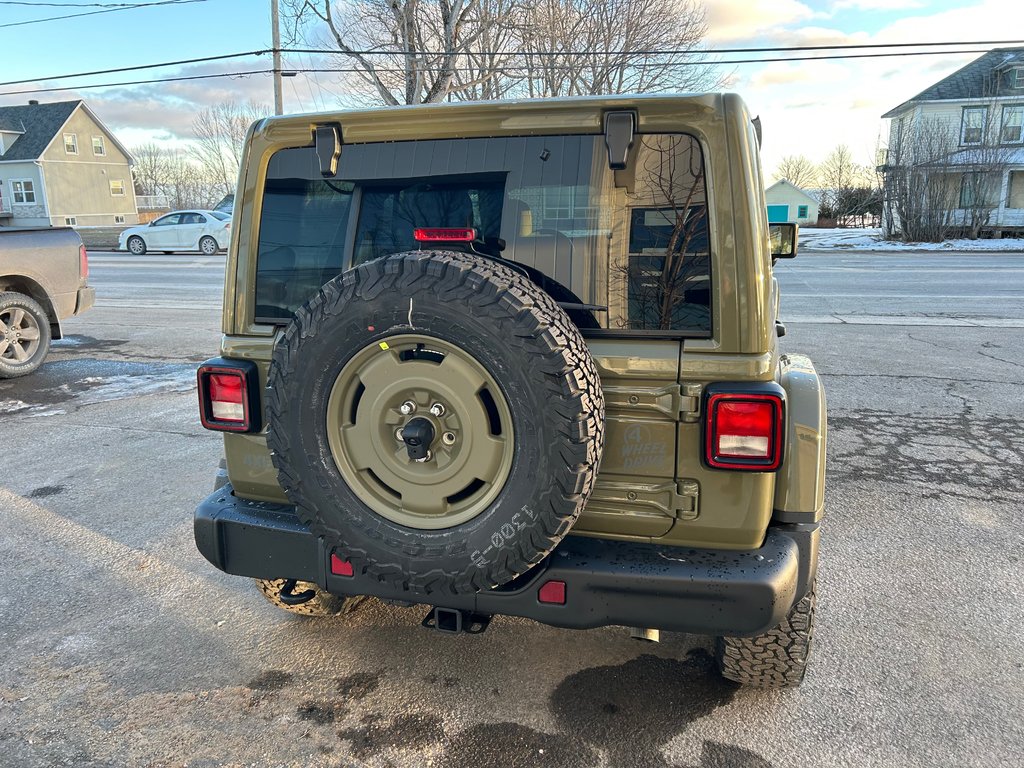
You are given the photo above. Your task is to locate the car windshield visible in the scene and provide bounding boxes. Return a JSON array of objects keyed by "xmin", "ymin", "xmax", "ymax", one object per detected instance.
[{"xmin": 256, "ymin": 133, "xmax": 711, "ymax": 335}]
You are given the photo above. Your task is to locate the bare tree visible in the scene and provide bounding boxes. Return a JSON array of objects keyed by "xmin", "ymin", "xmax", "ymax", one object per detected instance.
[
  {"xmin": 284, "ymin": 0, "xmax": 719, "ymax": 105},
  {"xmin": 284, "ymin": 0, "xmax": 513, "ymax": 105},
  {"xmin": 516, "ymin": 0, "xmax": 718, "ymax": 98},
  {"xmin": 881, "ymin": 114, "xmax": 959, "ymax": 242},
  {"xmin": 132, "ymin": 142, "xmax": 172, "ymax": 196},
  {"xmin": 773, "ymin": 154, "xmax": 818, "ymax": 189},
  {"xmin": 190, "ymin": 101, "xmax": 269, "ymax": 198}
]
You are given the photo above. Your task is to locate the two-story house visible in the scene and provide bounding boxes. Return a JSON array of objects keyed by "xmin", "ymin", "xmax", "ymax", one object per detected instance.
[
  {"xmin": 0, "ymin": 99, "xmax": 139, "ymax": 228},
  {"xmin": 880, "ymin": 47, "xmax": 1024, "ymax": 239}
]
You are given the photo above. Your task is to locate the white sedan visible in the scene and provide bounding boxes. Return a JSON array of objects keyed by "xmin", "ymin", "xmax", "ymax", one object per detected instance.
[{"xmin": 118, "ymin": 210, "xmax": 231, "ymax": 255}]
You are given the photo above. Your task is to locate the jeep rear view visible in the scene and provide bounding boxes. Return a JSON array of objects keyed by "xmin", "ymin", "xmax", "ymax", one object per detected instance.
[{"xmin": 194, "ymin": 94, "xmax": 827, "ymax": 687}]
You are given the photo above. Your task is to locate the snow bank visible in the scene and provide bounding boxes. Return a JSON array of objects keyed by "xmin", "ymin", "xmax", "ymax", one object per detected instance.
[{"xmin": 799, "ymin": 227, "xmax": 1024, "ymax": 251}]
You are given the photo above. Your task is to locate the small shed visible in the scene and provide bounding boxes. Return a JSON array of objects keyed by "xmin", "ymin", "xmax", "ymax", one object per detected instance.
[{"xmin": 765, "ymin": 180, "xmax": 819, "ymax": 225}]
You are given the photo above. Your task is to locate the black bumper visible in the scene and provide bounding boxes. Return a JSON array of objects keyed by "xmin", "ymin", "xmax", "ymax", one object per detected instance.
[{"xmin": 195, "ymin": 486, "xmax": 818, "ymax": 637}]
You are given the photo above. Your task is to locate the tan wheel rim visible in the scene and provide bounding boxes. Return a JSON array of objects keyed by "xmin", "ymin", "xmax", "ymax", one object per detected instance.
[{"xmin": 326, "ymin": 334, "xmax": 515, "ymax": 530}]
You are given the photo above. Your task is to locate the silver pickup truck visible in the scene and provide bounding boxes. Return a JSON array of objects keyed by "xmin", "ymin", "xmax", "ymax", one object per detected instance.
[{"xmin": 0, "ymin": 227, "xmax": 95, "ymax": 378}]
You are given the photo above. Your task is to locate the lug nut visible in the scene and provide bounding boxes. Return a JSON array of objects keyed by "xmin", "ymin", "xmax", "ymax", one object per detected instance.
[
  {"xmin": 442, "ymin": 431, "xmax": 456, "ymax": 446},
  {"xmin": 430, "ymin": 403, "xmax": 446, "ymax": 417},
  {"xmin": 399, "ymin": 400, "xmax": 416, "ymax": 415},
  {"xmin": 395, "ymin": 428, "xmax": 405, "ymax": 441}
]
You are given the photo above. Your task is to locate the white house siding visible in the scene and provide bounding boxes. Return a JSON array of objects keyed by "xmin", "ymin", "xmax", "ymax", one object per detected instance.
[
  {"xmin": 764, "ymin": 180, "xmax": 819, "ymax": 224},
  {"xmin": 885, "ymin": 101, "xmax": 1024, "ymax": 235},
  {"xmin": 0, "ymin": 161, "xmax": 48, "ymax": 226}
]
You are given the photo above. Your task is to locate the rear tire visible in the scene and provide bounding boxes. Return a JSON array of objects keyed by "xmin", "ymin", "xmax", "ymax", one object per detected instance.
[
  {"xmin": 199, "ymin": 236, "xmax": 218, "ymax": 255},
  {"xmin": 255, "ymin": 579, "xmax": 364, "ymax": 617},
  {"xmin": 0, "ymin": 292, "xmax": 52, "ymax": 379},
  {"xmin": 715, "ymin": 582, "xmax": 816, "ymax": 687}
]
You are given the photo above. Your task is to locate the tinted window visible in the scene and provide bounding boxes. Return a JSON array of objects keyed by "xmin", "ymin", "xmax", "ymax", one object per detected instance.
[
  {"xmin": 209, "ymin": 210, "xmax": 230, "ymax": 221},
  {"xmin": 256, "ymin": 134, "xmax": 710, "ymax": 334}
]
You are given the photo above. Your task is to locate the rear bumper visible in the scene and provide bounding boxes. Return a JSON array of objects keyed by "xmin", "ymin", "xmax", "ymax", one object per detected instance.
[
  {"xmin": 75, "ymin": 286, "xmax": 95, "ymax": 315},
  {"xmin": 195, "ymin": 485, "xmax": 818, "ymax": 637}
]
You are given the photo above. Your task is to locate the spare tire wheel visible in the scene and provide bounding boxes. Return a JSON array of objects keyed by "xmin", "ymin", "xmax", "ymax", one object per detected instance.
[{"xmin": 267, "ymin": 250, "xmax": 604, "ymax": 595}]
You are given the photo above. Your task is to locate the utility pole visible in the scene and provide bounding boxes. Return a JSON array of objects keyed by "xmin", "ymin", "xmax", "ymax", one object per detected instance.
[{"xmin": 271, "ymin": 0, "xmax": 283, "ymax": 115}]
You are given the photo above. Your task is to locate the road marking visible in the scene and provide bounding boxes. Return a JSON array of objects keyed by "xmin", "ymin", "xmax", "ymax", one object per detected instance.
[{"xmin": 785, "ymin": 315, "xmax": 1024, "ymax": 327}]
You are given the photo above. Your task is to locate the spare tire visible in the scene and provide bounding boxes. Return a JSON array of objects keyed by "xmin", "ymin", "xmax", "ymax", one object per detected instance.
[{"xmin": 267, "ymin": 250, "xmax": 604, "ymax": 596}]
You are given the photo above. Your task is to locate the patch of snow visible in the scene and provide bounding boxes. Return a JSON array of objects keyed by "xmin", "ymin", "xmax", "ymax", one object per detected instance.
[{"xmin": 800, "ymin": 227, "xmax": 1024, "ymax": 252}]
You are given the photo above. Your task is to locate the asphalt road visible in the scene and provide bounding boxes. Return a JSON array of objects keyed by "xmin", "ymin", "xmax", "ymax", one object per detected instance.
[{"xmin": 1, "ymin": 249, "xmax": 1022, "ymax": 768}]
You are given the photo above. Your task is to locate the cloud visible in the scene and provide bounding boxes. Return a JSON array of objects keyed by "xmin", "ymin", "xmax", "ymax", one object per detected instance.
[
  {"xmin": 831, "ymin": 0, "xmax": 924, "ymax": 10},
  {"xmin": 703, "ymin": 0, "xmax": 821, "ymax": 42}
]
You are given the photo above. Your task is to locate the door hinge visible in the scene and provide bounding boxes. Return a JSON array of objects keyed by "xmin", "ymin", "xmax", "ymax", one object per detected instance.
[
  {"xmin": 674, "ymin": 480, "xmax": 699, "ymax": 520},
  {"xmin": 676, "ymin": 382, "xmax": 702, "ymax": 422}
]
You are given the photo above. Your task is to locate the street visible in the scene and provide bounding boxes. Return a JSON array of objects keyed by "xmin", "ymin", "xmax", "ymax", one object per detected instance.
[{"xmin": 1, "ymin": 249, "xmax": 1022, "ymax": 767}]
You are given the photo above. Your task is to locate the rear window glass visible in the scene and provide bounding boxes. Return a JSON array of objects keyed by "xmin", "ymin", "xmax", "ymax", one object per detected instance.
[
  {"xmin": 209, "ymin": 210, "xmax": 230, "ymax": 221},
  {"xmin": 256, "ymin": 133, "xmax": 711, "ymax": 335}
]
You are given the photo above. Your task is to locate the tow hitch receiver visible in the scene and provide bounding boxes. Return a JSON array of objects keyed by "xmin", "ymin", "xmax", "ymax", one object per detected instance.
[{"xmin": 422, "ymin": 607, "xmax": 491, "ymax": 635}]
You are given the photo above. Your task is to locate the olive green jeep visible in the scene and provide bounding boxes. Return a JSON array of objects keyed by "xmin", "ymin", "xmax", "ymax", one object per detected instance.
[{"xmin": 194, "ymin": 94, "xmax": 826, "ymax": 687}]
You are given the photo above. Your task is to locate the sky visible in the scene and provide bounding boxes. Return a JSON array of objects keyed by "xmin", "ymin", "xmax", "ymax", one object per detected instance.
[{"xmin": 0, "ymin": 0, "xmax": 1020, "ymax": 178}]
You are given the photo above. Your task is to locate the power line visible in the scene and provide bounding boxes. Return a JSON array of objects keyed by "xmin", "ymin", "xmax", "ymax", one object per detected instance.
[
  {"xmin": 283, "ymin": 39, "xmax": 1024, "ymax": 58},
  {"xmin": 0, "ymin": 46, "xmax": 1009, "ymax": 97},
  {"xmin": 6, "ymin": 37, "xmax": 1024, "ymax": 88},
  {"xmin": 0, "ymin": 0, "xmax": 205, "ymax": 29},
  {"xmin": 0, "ymin": 49, "xmax": 270, "ymax": 87}
]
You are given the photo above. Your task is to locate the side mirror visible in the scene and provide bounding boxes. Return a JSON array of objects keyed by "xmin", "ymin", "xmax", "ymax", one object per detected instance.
[{"xmin": 770, "ymin": 223, "xmax": 798, "ymax": 259}]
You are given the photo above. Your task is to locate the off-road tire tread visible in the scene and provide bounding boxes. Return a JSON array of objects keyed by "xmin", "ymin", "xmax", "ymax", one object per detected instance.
[
  {"xmin": 255, "ymin": 578, "xmax": 365, "ymax": 617},
  {"xmin": 267, "ymin": 250, "xmax": 604, "ymax": 596},
  {"xmin": 715, "ymin": 583, "xmax": 816, "ymax": 688}
]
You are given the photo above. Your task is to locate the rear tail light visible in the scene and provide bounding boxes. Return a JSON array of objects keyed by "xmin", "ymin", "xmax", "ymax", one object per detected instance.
[
  {"xmin": 330, "ymin": 554, "xmax": 354, "ymax": 577},
  {"xmin": 197, "ymin": 358, "xmax": 261, "ymax": 432},
  {"xmin": 413, "ymin": 227, "xmax": 476, "ymax": 242},
  {"xmin": 79, "ymin": 244, "xmax": 89, "ymax": 280},
  {"xmin": 705, "ymin": 390, "xmax": 784, "ymax": 471}
]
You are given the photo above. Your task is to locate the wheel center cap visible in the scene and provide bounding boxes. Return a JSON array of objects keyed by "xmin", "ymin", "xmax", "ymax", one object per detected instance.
[{"xmin": 400, "ymin": 417, "xmax": 435, "ymax": 461}]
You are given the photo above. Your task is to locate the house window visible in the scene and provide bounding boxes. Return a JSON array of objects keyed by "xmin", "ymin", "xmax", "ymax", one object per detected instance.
[
  {"xmin": 64, "ymin": 133, "xmax": 78, "ymax": 154},
  {"xmin": 1014, "ymin": 68, "xmax": 1024, "ymax": 89},
  {"xmin": 115, "ymin": 214, "xmax": 125, "ymax": 224},
  {"xmin": 797, "ymin": 205, "xmax": 809, "ymax": 218},
  {"xmin": 11, "ymin": 179, "xmax": 35, "ymax": 204},
  {"xmin": 1001, "ymin": 106, "xmax": 1023, "ymax": 143},
  {"xmin": 959, "ymin": 172, "xmax": 1000, "ymax": 208},
  {"xmin": 109, "ymin": 179, "xmax": 125, "ymax": 196},
  {"xmin": 960, "ymin": 107, "xmax": 987, "ymax": 145},
  {"xmin": 92, "ymin": 136, "xmax": 106, "ymax": 156},
  {"xmin": 64, "ymin": 217, "xmax": 77, "ymax": 226},
  {"xmin": 1008, "ymin": 172, "xmax": 1024, "ymax": 209}
]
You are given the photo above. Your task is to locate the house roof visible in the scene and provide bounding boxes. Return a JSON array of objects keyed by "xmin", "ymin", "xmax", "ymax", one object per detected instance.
[
  {"xmin": 0, "ymin": 100, "xmax": 80, "ymax": 161},
  {"xmin": 765, "ymin": 179, "xmax": 819, "ymax": 204},
  {"xmin": 882, "ymin": 47, "xmax": 1024, "ymax": 118}
]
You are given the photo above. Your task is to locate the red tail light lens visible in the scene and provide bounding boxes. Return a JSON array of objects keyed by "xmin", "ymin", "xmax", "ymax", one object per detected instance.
[
  {"xmin": 197, "ymin": 360, "xmax": 260, "ymax": 432},
  {"xmin": 330, "ymin": 554, "xmax": 354, "ymax": 577},
  {"xmin": 413, "ymin": 227, "xmax": 476, "ymax": 242},
  {"xmin": 538, "ymin": 580, "xmax": 566, "ymax": 605},
  {"xmin": 209, "ymin": 374, "xmax": 244, "ymax": 421},
  {"xmin": 79, "ymin": 244, "xmax": 89, "ymax": 280},
  {"xmin": 705, "ymin": 392, "xmax": 784, "ymax": 470}
]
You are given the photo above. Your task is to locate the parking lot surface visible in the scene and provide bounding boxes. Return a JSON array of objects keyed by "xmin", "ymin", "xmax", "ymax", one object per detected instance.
[{"xmin": 1, "ymin": 250, "xmax": 1022, "ymax": 767}]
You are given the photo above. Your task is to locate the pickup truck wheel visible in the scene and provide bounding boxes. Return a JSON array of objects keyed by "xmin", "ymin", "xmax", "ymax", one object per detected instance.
[
  {"xmin": 0, "ymin": 292, "xmax": 52, "ymax": 379},
  {"xmin": 127, "ymin": 236, "xmax": 146, "ymax": 255},
  {"xmin": 715, "ymin": 582, "xmax": 816, "ymax": 688},
  {"xmin": 267, "ymin": 249, "xmax": 604, "ymax": 596},
  {"xmin": 255, "ymin": 579, "xmax": 364, "ymax": 617},
  {"xmin": 199, "ymin": 236, "xmax": 218, "ymax": 255}
]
